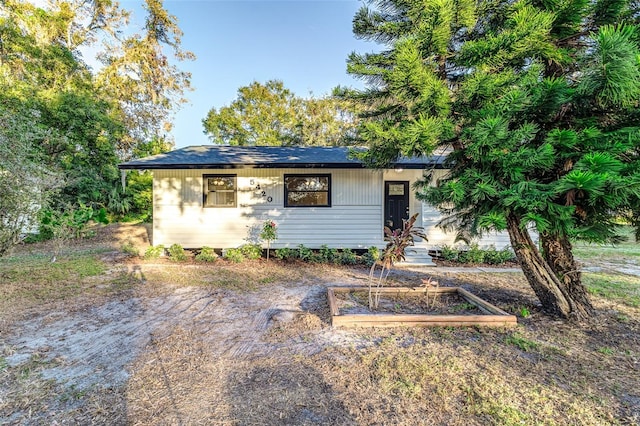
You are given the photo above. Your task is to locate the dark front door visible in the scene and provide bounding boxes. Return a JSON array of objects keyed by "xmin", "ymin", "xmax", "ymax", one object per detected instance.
[{"xmin": 384, "ymin": 181, "xmax": 410, "ymax": 232}]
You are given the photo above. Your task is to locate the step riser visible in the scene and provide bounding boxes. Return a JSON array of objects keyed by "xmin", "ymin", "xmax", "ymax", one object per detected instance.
[{"xmin": 398, "ymin": 247, "xmax": 436, "ymax": 266}]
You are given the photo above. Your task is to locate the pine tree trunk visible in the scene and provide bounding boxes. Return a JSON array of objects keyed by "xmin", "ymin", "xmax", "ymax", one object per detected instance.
[
  {"xmin": 541, "ymin": 232, "xmax": 595, "ymax": 317},
  {"xmin": 506, "ymin": 213, "xmax": 592, "ymax": 320}
]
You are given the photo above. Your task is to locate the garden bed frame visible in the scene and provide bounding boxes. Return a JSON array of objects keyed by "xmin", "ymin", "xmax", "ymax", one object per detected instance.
[{"xmin": 328, "ymin": 286, "xmax": 517, "ymax": 328}]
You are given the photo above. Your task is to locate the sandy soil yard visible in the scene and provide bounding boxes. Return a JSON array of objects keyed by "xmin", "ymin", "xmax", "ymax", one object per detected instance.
[{"xmin": 1, "ymin": 224, "xmax": 639, "ymax": 425}]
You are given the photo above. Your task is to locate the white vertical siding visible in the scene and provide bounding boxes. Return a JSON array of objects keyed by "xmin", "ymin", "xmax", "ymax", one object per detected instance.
[
  {"xmin": 152, "ymin": 167, "xmax": 514, "ymax": 250},
  {"xmin": 153, "ymin": 168, "xmax": 385, "ymax": 249}
]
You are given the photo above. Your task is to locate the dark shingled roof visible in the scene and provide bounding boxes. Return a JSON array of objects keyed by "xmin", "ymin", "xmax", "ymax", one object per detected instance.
[{"xmin": 118, "ymin": 145, "xmax": 445, "ymax": 170}]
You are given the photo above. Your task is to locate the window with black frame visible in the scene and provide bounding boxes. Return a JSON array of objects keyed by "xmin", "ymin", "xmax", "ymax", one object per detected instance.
[
  {"xmin": 203, "ymin": 175, "xmax": 236, "ymax": 207},
  {"xmin": 284, "ymin": 174, "xmax": 331, "ymax": 207}
]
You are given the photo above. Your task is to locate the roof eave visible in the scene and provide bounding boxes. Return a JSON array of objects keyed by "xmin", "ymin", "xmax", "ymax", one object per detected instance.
[{"xmin": 117, "ymin": 162, "xmax": 439, "ymax": 170}]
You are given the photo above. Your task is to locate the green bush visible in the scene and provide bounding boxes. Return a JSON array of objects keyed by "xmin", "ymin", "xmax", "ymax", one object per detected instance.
[
  {"xmin": 224, "ymin": 248, "xmax": 245, "ymax": 263},
  {"xmin": 195, "ymin": 246, "xmax": 217, "ymax": 262},
  {"xmin": 22, "ymin": 233, "xmax": 45, "ymax": 243},
  {"xmin": 483, "ymin": 245, "xmax": 516, "ymax": 264},
  {"xmin": 362, "ymin": 246, "xmax": 381, "ymax": 266},
  {"xmin": 275, "ymin": 247, "xmax": 294, "ymax": 260},
  {"xmin": 440, "ymin": 245, "xmax": 458, "ymax": 261},
  {"xmin": 457, "ymin": 244, "xmax": 484, "ymax": 264},
  {"xmin": 297, "ymin": 244, "xmax": 313, "ymax": 261},
  {"xmin": 144, "ymin": 244, "xmax": 164, "ymax": 260},
  {"xmin": 498, "ymin": 247, "xmax": 516, "ymax": 263},
  {"xmin": 308, "ymin": 252, "xmax": 325, "ymax": 263},
  {"xmin": 38, "ymin": 203, "xmax": 107, "ymax": 242},
  {"xmin": 318, "ymin": 244, "xmax": 339, "ymax": 263},
  {"xmin": 455, "ymin": 249, "xmax": 469, "ymax": 263},
  {"xmin": 340, "ymin": 248, "xmax": 358, "ymax": 265},
  {"xmin": 483, "ymin": 245, "xmax": 500, "ymax": 264},
  {"xmin": 440, "ymin": 244, "xmax": 515, "ymax": 265},
  {"xmin": 168, "ymin": 243, "xmax": 188, "ymax": 262},
  {"xmin": 240, "ymin": 243, "xmax": 263, "ymax": 260},
  {"xmin": 466, "ymin": 243, "xmax": 485, "ymax": 264}
]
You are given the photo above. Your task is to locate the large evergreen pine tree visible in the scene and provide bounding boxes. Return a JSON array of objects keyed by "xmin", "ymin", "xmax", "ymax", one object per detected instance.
[{"xmin": 346, "ymin": 0, "xmax": 640, "ymax": 319}]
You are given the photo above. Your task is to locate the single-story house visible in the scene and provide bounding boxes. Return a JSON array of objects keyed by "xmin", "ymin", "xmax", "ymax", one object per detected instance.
[{"xmin": 118, "ymin": 145, "xmax": 510, "ymax": 252}]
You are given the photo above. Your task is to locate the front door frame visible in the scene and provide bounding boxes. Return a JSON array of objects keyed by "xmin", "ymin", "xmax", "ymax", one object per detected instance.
[{"xmin": 384, "ymin": 180, "xmax": 410, "ymax": 233}]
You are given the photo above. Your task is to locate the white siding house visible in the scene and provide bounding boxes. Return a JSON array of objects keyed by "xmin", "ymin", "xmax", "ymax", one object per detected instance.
[{"xmin": 119, "ymin": 146, "xmax": 511, "ymax": 251}]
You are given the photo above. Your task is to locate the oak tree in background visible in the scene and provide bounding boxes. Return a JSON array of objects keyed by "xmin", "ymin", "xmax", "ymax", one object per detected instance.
[
  {"xmin": 345, "ymin": 0, "xmax": 640, "ymax": 319},
  {"xmin": 97, "ymin": 0, "xmax": 194, "ymax": 157},
  {"xmin": 0, "ymin": 0, "xmax": 123, "ymax": 209},
  {"xmin": 202, "ymin": 80, "xmax": 359, "ymax": 146},
  {"xmin": 0, "ymin": 0, "xmax": 193, "ymax": 253},
  {"xmin": 203, "ymin": 80, "xmax": 299, "ymax": 146},
  {"xmin": 1, "ymin": 0, "xmax": 193, "ymax": 158}
]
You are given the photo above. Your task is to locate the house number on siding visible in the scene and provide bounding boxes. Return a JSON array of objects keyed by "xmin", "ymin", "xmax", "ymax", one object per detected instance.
[{"xmin": 249, "ymin": 179, "xmax": 272, "ymax": 202}]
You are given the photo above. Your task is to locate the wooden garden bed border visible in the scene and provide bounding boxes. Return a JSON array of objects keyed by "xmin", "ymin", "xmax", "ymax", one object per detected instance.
[{"xmin": 327, "ymin": 286, "xmax": 517, "ymax": 328}]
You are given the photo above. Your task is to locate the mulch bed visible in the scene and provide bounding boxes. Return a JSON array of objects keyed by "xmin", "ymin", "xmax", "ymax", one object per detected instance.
[{"xmin": 335, "ymin": 289, "xmax": 484, "ymax": 315}]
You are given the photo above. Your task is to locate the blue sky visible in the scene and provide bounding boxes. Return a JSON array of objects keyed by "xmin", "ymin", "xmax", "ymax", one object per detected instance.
[{"xmin": 119, "ymin": 0, "xmax": 374, "ymax": 149}]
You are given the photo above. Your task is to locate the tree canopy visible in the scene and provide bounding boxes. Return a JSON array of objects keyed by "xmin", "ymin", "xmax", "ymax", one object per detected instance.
[
  {"xmin": 0, "ymin": 0, "xmax": 192, "ymax": 254},
  {"xmin": 345, "ymin": 0, "xmax": 640, "ymax": 319},
  {"xmin": 202, "ymin": 80, "xmax": 359, "ymax": 146}
]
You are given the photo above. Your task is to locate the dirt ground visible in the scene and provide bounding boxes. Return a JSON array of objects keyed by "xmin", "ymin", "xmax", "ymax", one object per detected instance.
[{"xmin": 1, "ymin": 224, "xmax": 639, "ymax": 425}]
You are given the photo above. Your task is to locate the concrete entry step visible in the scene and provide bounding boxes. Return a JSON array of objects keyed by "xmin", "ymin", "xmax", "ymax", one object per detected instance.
[{"xmin": 397, "ymin": 247, "xmax": 435, "ymax": 267}]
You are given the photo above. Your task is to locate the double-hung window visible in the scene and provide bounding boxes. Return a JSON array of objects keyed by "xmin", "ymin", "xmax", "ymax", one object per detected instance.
[
  {"xmin": 284, "ymin": 174, "xmax": 331, "ymax": 207},
  {"xmin": 203, "ymin": 175, "xmax": 236, "ymax": 207}
]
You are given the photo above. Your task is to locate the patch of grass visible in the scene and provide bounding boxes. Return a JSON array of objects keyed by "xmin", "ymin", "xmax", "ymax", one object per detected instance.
[
  {"xmin": 597, "ymin": 347, "xmax": 615, "ymax": 356},
  {"xmin": 259, "ymin": 276, "xmax": 276, "ymax": 284},
  {"xmin": 142, "ymin": 262, "xmax": 306, "ymax": 292},
  {"xmin": 573, "ymin": 227, "xmax": 640, "ymax": 261},
  {"xmin": 0, "ymin": 254, "xmax": 104, "ymax": 280},
  {"xmin": 105, "ymin": 271, "xmax": 142, "ymax": 293},
  {"xmin": 541, "ymin": 345, "xmax": 568, "ymax": 357},
  {"xmin": 59, "ymin": 384, "xmax": 89, "ymax": 402},
  {"xmin": 0, "ymin": 361, "xmax": 58, "ymax": 421},
  {"xmin": 360, "ymin": 343, "xmax": 443, "ymax": 399},
  {"xmin": 573, "ymin": 244, "xmax": 640, "ymax": 259},
  {"xmin": 18, "ymin": 353, "xmax": 52, "ymax": 380},
  {"xmin": 583, "ymin": 273, "xmax": 640, "ymax": 307},
  {"xmin": 320, "ymin": 334, "xmax": 616, "ymax": 425},
  {"xmin": 206, "ymin": 268, "xmax": 257, "ymax": 291},
  {"xmin": 0, "ymin": 254, "xmax": 106, "ymax": 304},
  {"xmin": 62, "ymin": 257, "xmax": 105, "ymax": 278},
  {"xmin": 616, "ymin": 313, "xmax": 630, "ymax": 323},
  {"xmin": 120, "ymin": 240, "xmax": 139, "ymax": 257},
  {"xmin": 450, "ymin": 302, "xmax": 477, "ymax": 313},
  {"xmin": 504, "ymin": 333, "xmax": 539, "ymax": 352},
  {"xmin": 468, "ymin": 394, "xmax": 534, "ymax": 425}
]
